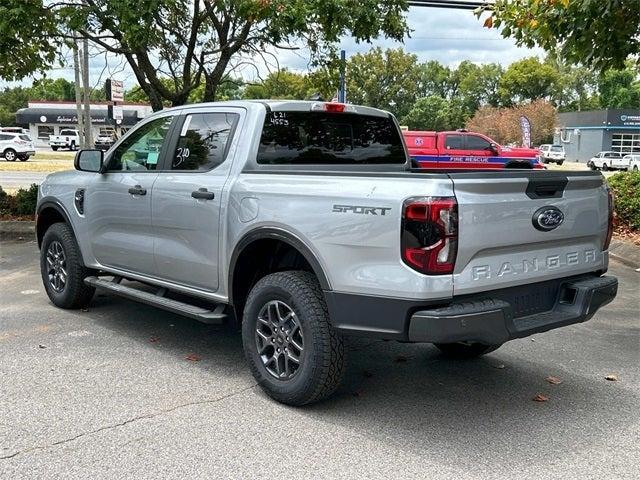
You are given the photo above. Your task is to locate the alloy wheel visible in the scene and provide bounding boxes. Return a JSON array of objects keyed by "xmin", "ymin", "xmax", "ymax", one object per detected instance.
[
  {"xmin": 255, "ymin": 300, "xmax": 304, "ymax": 380},
  {"xmin": 46, "ymin": 240, "xmax": 67, "ymax": 292}
]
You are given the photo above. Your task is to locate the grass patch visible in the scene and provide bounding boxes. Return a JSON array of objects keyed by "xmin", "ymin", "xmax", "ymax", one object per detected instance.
[{"xmin": 0, "ymin": 151, "xmax": 74, "ymax": 173}]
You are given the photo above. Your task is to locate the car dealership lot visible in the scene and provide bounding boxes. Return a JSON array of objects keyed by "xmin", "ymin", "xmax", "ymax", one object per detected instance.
[{"xmin": 1, "ymin": 240, "xmax": 638, "ymax": 479}]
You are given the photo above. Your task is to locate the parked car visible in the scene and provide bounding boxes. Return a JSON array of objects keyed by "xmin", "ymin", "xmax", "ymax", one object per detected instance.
[
  {"xmin": 0, "ymin": 126, "xmax": 29, "ymax": 135},
  {"xmin": 538, "ymin": 144, "xmax": 566, "ymax": 165},
  {"xmin": 94, "ymin": 132, "xmax": 118, "ymax": 151},
  {"xmin": 403, "ymin": 130, "xmax": 543, "ymax": 169},
  {"xmin": 49, "ymin": 129, "xmax": 80, "ymax": 151},
  {"xmin": 587, "ymin": 151, "xmax": 623, "ymax": 171},
  {"xmin": 36, "ymin": 100, "xmax": 618, "ymax": 406},
  {"xmin": 628, "ymin": 154, "xmax": 640, "ymax": 171},
  {"xmin": 0, "ymin": 131, "xmax": 35, "ymax": 162}
]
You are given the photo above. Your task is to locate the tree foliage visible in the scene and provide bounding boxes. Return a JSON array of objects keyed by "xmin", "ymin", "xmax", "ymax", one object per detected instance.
[
  {"xmin": 20, "ymin": 0, "xmax": 408, "ymax": 111},
  {"xmin": 499, "ymin": 57, "xmax": 560, "ymax": 105},
  {"xmin": 486, "ymin": 0, "xmax": 640, "ymax": 70},
  {"xmin": 466, "ymin": 99, "xmax": 557, "ymax": 146}
]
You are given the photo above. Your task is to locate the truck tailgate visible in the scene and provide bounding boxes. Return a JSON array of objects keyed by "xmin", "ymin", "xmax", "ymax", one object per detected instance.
[{"xmin": 450, "ymin": 171, "xmax": 609, "ymax": 296}]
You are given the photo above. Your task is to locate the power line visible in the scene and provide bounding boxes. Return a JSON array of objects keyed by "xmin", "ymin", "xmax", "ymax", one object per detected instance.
[{"xmin": 408, "ymin": 0, "xmax": 493, "ymax": 10}]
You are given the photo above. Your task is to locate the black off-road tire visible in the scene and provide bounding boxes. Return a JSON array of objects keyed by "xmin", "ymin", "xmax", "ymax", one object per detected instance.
[
  {"xmin": 602, "ymin": 163, "xmax": 609, "ymax": 171},
  {"xmin": 70, "ymin": 141, "xmax": 76, "ymax": 151},
  {"xmin": 434, "ymin": 342, "xmax": 502, "ymax": 359},
  {"xmin": 40, "ymin": 222, "xmax": 95, "ymax": 309},
  {"xmin": 242, "ymin": 271, "xmax": 346, "ymax": 406},
  {"xmin": 557, "ymin": 160, "xmax": 564, "ymax": 166},
  {"xmin": 51, "ymin": 146, "xmax": 59, "ymax": 151}
]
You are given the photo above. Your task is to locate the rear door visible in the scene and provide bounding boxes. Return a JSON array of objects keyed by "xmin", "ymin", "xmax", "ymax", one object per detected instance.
[
  {"xmin": 450, "ymin": 171, "xmax": 608, "ymax": 296},
  {"xmin": 151, "ymin": 107, "xmax": 242, "ymax": 292}
]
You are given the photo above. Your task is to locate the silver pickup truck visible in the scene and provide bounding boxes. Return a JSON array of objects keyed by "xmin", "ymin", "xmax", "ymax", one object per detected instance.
[{"xmin": 36, "ymin": 100, "xmax": 618, "ymax": 405}]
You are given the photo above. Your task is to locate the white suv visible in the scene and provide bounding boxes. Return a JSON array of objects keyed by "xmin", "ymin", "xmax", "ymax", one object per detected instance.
[
  {"xmin": 0, "ymin": 132, "xmax": 36, "ymax": 162},
  {"xmin": 539, "ymin": 144, "xmax": 566, "ymax": 165},
  {"xmin": 626, "ymin": 154, "xmax": 640, "ymax": 172}
]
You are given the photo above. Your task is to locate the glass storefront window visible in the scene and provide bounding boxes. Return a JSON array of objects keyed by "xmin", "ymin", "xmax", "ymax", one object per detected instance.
[{"xmin": 611, "ymin": 133, "xmax": 640, "ymax": 154}]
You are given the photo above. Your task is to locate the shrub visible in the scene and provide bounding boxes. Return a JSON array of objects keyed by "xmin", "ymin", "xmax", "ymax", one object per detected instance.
[
  {"xmin": 13, "ymin": 184, "xmax": 39, "ymax": 216},
  {"xmin": 0, "ymin": 185, "xmax": 11, "ymax": 215},
  {"xmin": 608, "ymin": 171, "xmax": 640, "ymax": 230}
]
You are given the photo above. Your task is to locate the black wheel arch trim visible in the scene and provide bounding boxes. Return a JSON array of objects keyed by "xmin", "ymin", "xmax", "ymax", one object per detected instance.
[
  {"xmin": 228, "ymin": 227, "xmax": 331, "ymax": 304},
  {"xmin": 36, "ymin": 198, "xmax": 77, "ymax": 248}
]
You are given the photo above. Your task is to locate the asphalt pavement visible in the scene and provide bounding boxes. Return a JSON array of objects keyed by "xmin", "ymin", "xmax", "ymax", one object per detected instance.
[
  {"xmin": 1, "ymin": 240, "xmax": 638, "ymax": 479},
  {"xmin": 0, "ymin": 172, "xmax": 48, "ymax": 189}
]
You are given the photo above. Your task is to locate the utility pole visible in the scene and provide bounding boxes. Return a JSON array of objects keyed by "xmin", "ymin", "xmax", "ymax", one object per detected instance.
[
  {"xmin": 338, "ymin": 50, "xmax": 346, "ymax": 103},
  {"xmin": 81, "ymin": 37, "xmax": 93, "ymax": 148},
  {"xmin": 72, "ymin": 39, "xmax": 85, "ymax": 148}
]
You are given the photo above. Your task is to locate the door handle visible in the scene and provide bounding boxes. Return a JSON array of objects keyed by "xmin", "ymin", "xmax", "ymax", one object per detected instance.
[
  {"xmin": 128, "ymin": 185, "xmax": 147, "ymax": 196},
  {"xmin": 191, "ymin": 188, "xmax": 215, "ymax": 200}
]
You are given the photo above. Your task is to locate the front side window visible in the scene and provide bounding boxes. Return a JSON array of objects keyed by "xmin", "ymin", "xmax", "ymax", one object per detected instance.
[
  {"xmin": 444, "ymin": 134, "xmax": 464, "ymax": 150},
  {"xmin": 257, "ymin": 111, "xmax": 405, "ymax": 165},
  {"xmin": 465, "ymin": 134, "xmax": 492, "ymax": 151},
  {"xmin": 171, "ymin": 113, "xmax": 238, "ymax": 170},
  {"xmin": 108, "ymin": 116, "xmax": 173, "ymax": 171},
  {"xmin": 60, "ymin": 130, "xmax": 76, "ymax": 136}
]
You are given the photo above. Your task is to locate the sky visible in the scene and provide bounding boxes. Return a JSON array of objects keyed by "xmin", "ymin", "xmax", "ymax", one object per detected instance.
[{"xmin": 0, "ymin": 5, "xmax": 543, "ymax": 91}]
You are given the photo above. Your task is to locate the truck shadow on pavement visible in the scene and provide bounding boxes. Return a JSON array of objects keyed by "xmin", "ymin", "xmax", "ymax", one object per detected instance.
[{"xmin": 83, "ymin": 290, "xmax": 635, "ymax": 472}]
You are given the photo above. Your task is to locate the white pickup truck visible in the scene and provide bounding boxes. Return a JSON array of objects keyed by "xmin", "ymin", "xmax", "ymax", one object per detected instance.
[
  {"xmin": 49, "ymin": 129, "xmax": 80, "ymax": 151},
  {"xmin": 36, "ymin": 100, "xmax": 618, "ymax": 405}
]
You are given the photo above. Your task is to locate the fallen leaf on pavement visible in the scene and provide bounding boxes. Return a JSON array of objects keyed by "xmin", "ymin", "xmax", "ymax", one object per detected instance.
[
  {"xmin": 185, "ymin": 353, "xmax": 201, "ymax": 362},
  {"xmin": 533, "ymin": 393, "xmax": 549, "ymax": 402},
  {"xmin": 546, "ymin": 376, "xmax": 562, "ymax": 385},
  {"xmin": 605, "ymin": 374, "xmax": 618, "ymax": 381}
]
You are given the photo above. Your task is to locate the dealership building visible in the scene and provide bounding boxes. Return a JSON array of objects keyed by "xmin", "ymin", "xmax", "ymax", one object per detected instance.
[
  {"xmin": 555, "ymin": 109, "xmax": 640, "ymax": 162},
  {"xmin": 16, "ymin": 101, "xmax": 153, "ymax": 147}
]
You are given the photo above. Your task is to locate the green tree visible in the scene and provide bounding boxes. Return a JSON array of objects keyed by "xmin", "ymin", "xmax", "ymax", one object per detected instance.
[
  {"xmin": 400, "ymin": 95, "xmax": 466, "ymax": 131},
  {"xmin": 484, "ymin": 0, "xmax": 640, "ymax": 70},
  {"xmin": 499, "ymin": 57, "xmax": 560, "ymax": 105},
  {"xmin": 455, "ymin": 61, "xmax": 503, "ymax": 111},
  {"xmin": 346, "ymin": 47, "xmax": 424, "ymax": 118},
  {"xmin": 419, "ymin": 61, "xmax": 453, "ymax": 98},
  {"xmin": 0, "ymin": 1, "xmax": 59, "ymax": 80},
  {"xmin": 29, "ymin": 78, "xmax": 75, "ymax": 101},
  {"xmin": 11, "ymin": 0, "xmax": 409, "ymax": 111},
  {"xmin": 598, "ymin": 65, "xmax": 640, "ymax": 109},
  {"xmin": 244, "ymin": 70, "xmax": 311, "ymax": 100}
]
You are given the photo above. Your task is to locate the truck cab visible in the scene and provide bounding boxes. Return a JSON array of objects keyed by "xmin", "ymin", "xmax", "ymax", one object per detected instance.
[{"xmin": 404, "ymin": 130, "xmax": 543, "ymax": 169}]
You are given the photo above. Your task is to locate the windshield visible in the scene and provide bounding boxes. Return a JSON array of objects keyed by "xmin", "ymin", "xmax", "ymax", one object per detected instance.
[
  {"xmin": 257, "ymin": 111, "xmax": 406, "ymax": 165},
  {"xmin": 550, "ymin": 146, "xmax": 564, "ymax": 152}
]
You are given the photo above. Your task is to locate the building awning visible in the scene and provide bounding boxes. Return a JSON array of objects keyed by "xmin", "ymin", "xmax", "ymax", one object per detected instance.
[{"xmin": 16, "ymin": 107, "xmax": 139, "ymax": 126}]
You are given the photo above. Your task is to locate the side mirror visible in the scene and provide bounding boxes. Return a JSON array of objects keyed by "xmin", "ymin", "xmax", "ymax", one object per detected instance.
[
  {"xmin": 489, "ymin": 142, "xmax": 500, "ymax": 154},
  {"xmin": 74, "ymin": 149, "xmax": 104, "ymax": 173}
]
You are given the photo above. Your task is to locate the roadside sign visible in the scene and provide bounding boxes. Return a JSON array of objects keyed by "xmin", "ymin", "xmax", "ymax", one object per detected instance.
[
  {"xmin": 106, "ymin": 79, "xmax": 124, "ymax": 103},
  {"xmin": 113, "ymin": 105, "xmax": 123, "ymax": 121}
]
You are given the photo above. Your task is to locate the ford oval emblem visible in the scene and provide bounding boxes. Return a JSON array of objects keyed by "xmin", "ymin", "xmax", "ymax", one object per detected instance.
[{"xmin": 532, "ymin": 206, "xmax": 564, "ymax": 231}]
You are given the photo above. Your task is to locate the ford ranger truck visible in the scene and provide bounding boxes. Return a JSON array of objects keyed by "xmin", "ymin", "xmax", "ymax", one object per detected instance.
[
  {"xmin": 404, "ymin": 130, "xmax": 543, "ymax": 169},
  {"xmin": 36, "ymin": 101, "xmax": 617, "ymax": 406}
]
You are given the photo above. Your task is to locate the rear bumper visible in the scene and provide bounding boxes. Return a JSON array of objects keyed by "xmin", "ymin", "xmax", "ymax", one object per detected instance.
[
  {"xmin": 407, "ymin": 275, "xmax": 617, "ymax": 344},
  {"xmin": 327, "ymin": 274, "xmax": 617, "ymax": 343}
]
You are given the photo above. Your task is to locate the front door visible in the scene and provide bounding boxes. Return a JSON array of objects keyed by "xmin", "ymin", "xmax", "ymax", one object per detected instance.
[
  {"xmin": 84, "ymin": 115, "xmax": 176, "ymax": 276},
  {"xmin": 152, "ymin": 109, "xmax": 241, "ymax": 292}
]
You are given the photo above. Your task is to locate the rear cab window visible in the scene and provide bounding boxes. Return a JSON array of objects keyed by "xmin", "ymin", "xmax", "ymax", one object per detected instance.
[{"xmin": 257, "ymin": 111, "xmax": 405, "ymax": 165}]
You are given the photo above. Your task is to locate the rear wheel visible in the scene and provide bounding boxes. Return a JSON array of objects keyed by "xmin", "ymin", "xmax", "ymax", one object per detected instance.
[
  {"xmin": 70, "ymin": 141, "xmax": 76, "ymax": 151},
  {"xmin": 434, "ymin": 342, "xmax": 501, "ymax": 359},
  {"xmin": 633, "ymin": 165, "xmax": 639, "ymax": 171},
  {"xmin": 4, "ymin": 149, "xmax": 16, "ymax": 161},
  {"xmin": 242, "ymin": 271, "xmax": 346, "ymax": 406},
  {"xmin": 557, "ymin": 160, "xmax": 564, "ymax": 166},
  {"xmin": 602, "ymin": 163, "xmax": 609, "ymax": 171},
  {"xmin": 40, "ymin": 223, "xmax": 95, "ymax": 309}
]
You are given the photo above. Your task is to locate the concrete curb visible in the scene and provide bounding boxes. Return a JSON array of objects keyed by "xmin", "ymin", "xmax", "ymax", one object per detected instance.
[
  {"xmin": 0, "ymin": 220, "xmax": 35, "ymax": 241},
  {"xmin": 609, "ymin": 238, "xmax": 640, "ymax": 270}
]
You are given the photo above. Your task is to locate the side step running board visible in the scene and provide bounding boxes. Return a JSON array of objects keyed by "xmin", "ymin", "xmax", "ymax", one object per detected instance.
[{"xmin": 84, "ymin": 276, "xmax": 227, "ymax": 324}]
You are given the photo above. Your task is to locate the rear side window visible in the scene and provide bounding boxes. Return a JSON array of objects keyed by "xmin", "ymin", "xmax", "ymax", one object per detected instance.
[
  {"xmin": 444, "ymin": 134, "xmax": 464, "ymax": 150},
  {"xmin": 60, "ymin": 130, "xmax": 76, "ymax": 136},
  {"xmin": 171, "ymin": 113, "xmax": 238, "ymax": 171},
  {"xmin": 0, "ymin": 134, "xmax": 10, "ymax": 141},
  {"xmin": 257, "ymin": 111, "xmax": 405, "ymax": 165},
  {"xmin": 19, "ymin": 135, "xmax": 31, "ymax": 141}
]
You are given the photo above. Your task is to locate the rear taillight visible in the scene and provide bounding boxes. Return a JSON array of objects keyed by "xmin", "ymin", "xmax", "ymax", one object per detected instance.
[
  {"xmin": 310, "ymin": 102, "xmax": 355, "ymax": 113},
  {"xmin": 603, "ymin": 188, "xmax": 614, "ymax": 250},
  {"xmin": 401, "ymin": 197, "xmax": 458, "ymax": 275}
]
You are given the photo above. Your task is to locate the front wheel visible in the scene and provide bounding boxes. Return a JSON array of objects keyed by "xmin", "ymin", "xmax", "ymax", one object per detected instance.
[
  {"xmin": 51, "ymin": 146, "xmax": 58, "ymax": 151},
  {"xmin": 242, "ymin": 271, "xmax": 346, "ymax": 406},
  {"xmin": 434, "ymin": 342, "xmax": 501, "ymax": 359},
  {"xmin": 4, "ymin": 149, "xmax": 16, "ymax": 161},
  {"xmin": 40, "ymin": 222, "xmax": 95, "ymax": 309},
  {"xmin": 602, "ymin": 163, "xmax": 609, "ymax": 171},
  {"xmin": 633, "ymin": 165, "xmax": 639, "ymax": 172}
]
